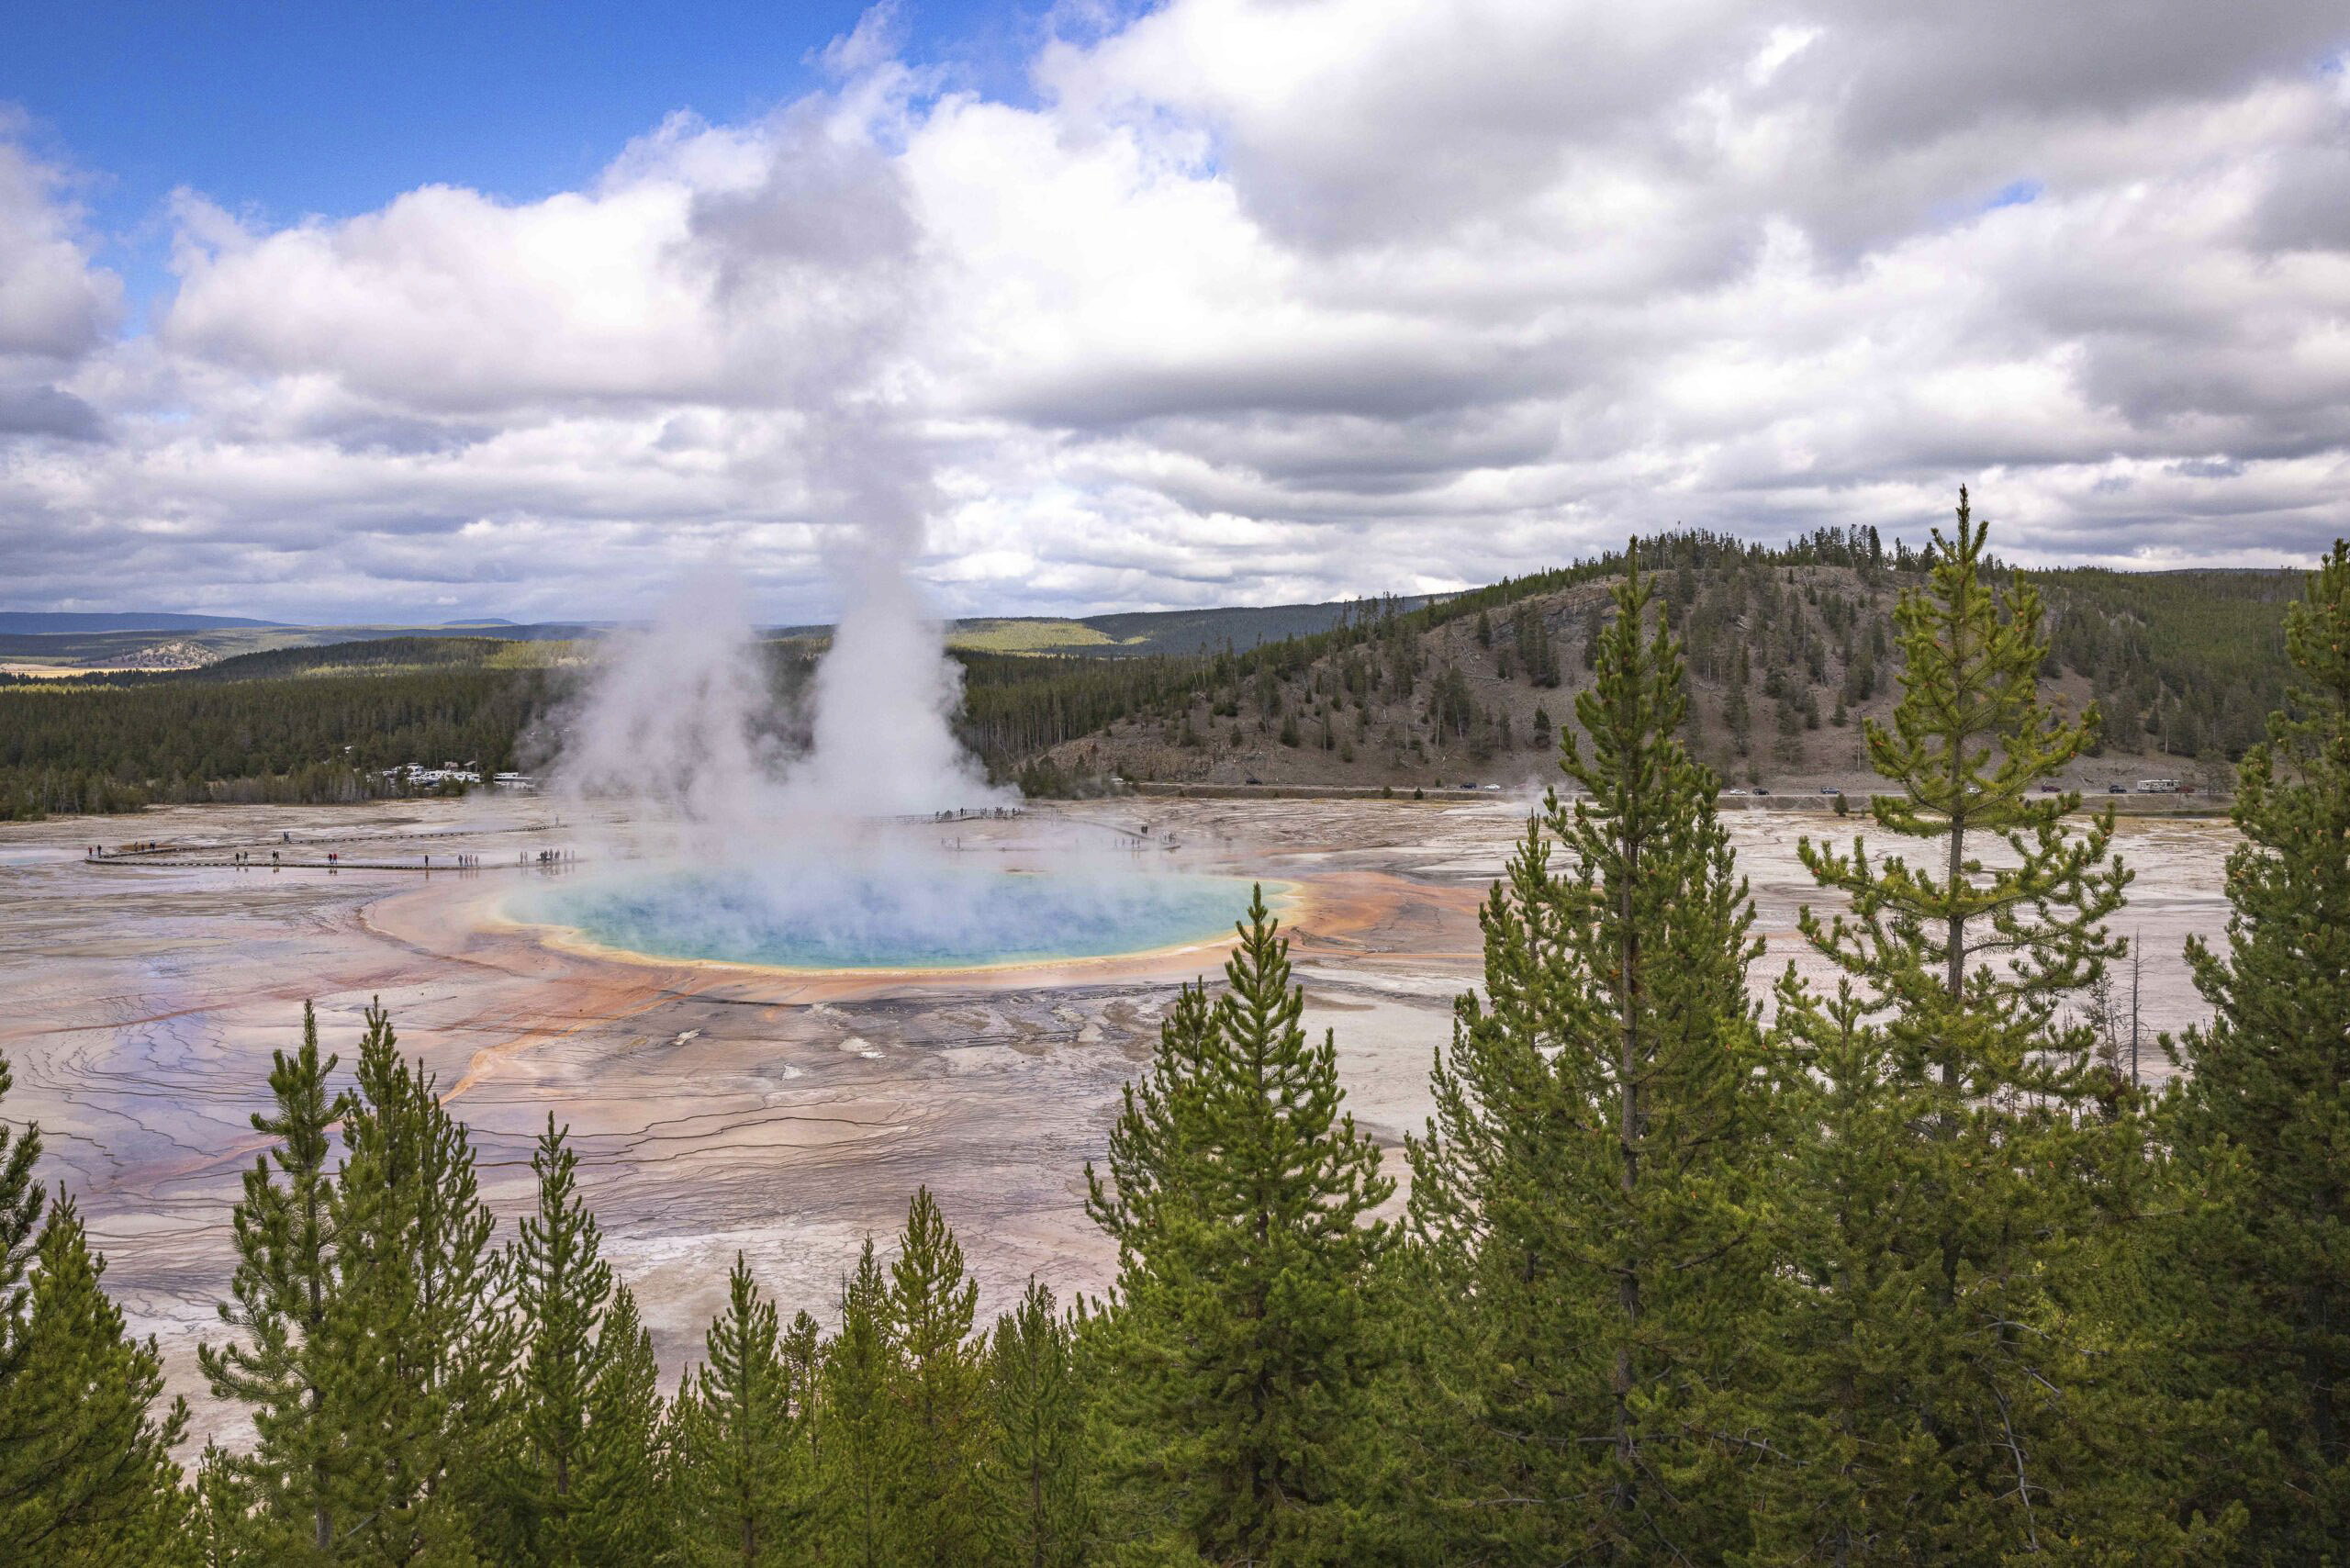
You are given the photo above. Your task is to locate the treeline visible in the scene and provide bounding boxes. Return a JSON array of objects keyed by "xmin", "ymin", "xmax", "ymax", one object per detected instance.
[
  {"xmin": 953, "ymin": 650, "xmax": 1211, "ymax": 783},
  {"xmin": 0, "ymin": 666, "xmax": 551, "ymax": 822},
  {"xmin": 0, "ymin": 527, "xmax": 2318, "ymax": 816},
  {"xmin": 0, "ymin": 638, "xmax": 550, "ymax": 692},
  {"xmin": 2040, "ymin": 568, "xmax": 2301, "ymax": 759},
  {"xmin": 0, "ymin": 637, "xmax": 1188, "ymax": 820},
  {"xmin": 6, "ymin": 499, "xmax": 2346, "ymax": 1562},
  {"xmin": 169, "ymin": 635, "xmax": 542, "ymax": 683}
]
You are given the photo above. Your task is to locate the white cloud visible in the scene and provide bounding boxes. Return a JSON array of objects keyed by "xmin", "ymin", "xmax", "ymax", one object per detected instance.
[
  {"xmin": 3, "ymin": 0, "xmax": 2348, "ymax": 619},
  {"xmin": 0, "ymin": 135, "xmax": 117, "ymax": 359},
  {"xmin": 0, "ymin": 129, "xmax": 118, "ymax": 441}
]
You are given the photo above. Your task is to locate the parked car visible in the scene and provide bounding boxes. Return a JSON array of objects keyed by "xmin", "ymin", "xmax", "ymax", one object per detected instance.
[
  {"xmin": 1751, "ymin": 786, "xmax": 1771, "ymax": 796},
  {"xmin": 1723, "ymin": 788, "xmax": 1746, "ymax": 796},
  {"xmin": 2109, "ymin": 783, "xmax": 2128, "ymax": 793},
  {"xmin": 1820, "ymin": 787, "xmax": 1842, "ymax": 796}
]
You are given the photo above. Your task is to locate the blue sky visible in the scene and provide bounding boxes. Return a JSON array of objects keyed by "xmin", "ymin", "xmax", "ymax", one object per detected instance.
[{"xmin": 3, "ymin": 1, "xmax": 1040, "ymax": 317}]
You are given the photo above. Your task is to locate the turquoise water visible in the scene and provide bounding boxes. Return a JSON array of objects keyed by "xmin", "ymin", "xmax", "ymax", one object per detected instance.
[{"xmin": 515, "ymin": 866, "xmax": 1266, "ymax": 970}]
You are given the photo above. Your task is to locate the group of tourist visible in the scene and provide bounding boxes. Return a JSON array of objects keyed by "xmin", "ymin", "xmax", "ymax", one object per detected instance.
[{"xmin": 84, "ymin": 838, "xmax": 571, "ymax": 869}]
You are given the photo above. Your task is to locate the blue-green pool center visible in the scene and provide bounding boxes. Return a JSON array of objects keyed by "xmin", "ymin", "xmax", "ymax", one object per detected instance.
[{"xmin": 512, "ymin": 865, "xmax": 1270, "ymax": 971}]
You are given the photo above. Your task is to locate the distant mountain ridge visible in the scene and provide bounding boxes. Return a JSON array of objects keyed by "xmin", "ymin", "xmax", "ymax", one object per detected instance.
[{"xmin": 0, "ymin": 597, "xmax": 1403, "ymax": 663}]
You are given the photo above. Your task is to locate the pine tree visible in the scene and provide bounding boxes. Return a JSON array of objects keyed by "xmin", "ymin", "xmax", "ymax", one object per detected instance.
[
  {"xmin": 326, "ymin": 1001, "xmax": 513, "ymax": 1562},
  {"xmin": 0, "ymin": 1052, "xmax": 39, "ymax": 1378},
  {"xmin": 1405, "ymin": 546, "xmax": 1775, "ymax": 1561},
  {"xmin": 0, "ymin": 1191, "xmax": 193, "ymax": 1565},
  {"xmin": 887, "ymin": 1188, "xmax": 981, "ymax": 1564},
  {"xmin": 672, "ymin": 1253, "xmax": 801, "ymax": 1565},
  {"xmin": 1766, "ymin": 491, "xmax": 2190, "ymax": 1559},
  {"xmin": 498, "ymin": 1115, "xmax": 618, "ymax": 1564},
  {"xmin": 193, "ymin": 1444, "xmax": 249, "ymax": 1568},
  {"xmin": 1726, "ymin": 644, "xmax": 1752, "ymax": 753},
  {"xmin": 778, "ymin": 1308, "xmax": 822, "ymax": 1549},
  {"xmin": 1085, "ymin": 888, "xmax": 1393, "ymax": 1564},
  {"xmin": 201, "ymin": 1002, "xmax": 515, "ymax": 1563},
  {"xmin": 573, "ymin": 1285, "xmax": 669, "ymax": 1568},
  {"xmin": 1774, "ymin": 686, "xmax": 1804, "ymax": 764},
  {"xmin": 1516, "ymin": 602, "xmax": 1561, "ymax": 689},
  {"xmin": 2161, "ymin": 541, "xmax": 2350, "ymax": 1555},
  {"xmin": 198, "ymin": 1002, "xmax": 346, "ymax": 1563},
  {"xmin": 979, "ymin": 1280, "xmax": 1091, "ymax": 1568},
  {"xmin": 817, "ymin": 1241, "xmax": 903, "ymax": 1567}
]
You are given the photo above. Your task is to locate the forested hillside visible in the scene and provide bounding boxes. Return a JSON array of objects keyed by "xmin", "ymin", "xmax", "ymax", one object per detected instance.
[
  {"xmin": 0, "ymin": 666, "xmax": 554, "ymax": 818},
  {"xmin": 1032, "ymin": 531, "xmax": 2300, "ymax": 792},
  {"xmin": 6, "ymin": 510, "xmax": 2344, "ymax": 1562},
  {"xmin": 0, "ymin": 526, "xmax": 2311, "ymax": 818}
]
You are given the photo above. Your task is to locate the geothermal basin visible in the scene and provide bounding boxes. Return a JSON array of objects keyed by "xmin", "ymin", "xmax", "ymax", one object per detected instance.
[{"xmin": 0, "ymin": 794, "xmax": 2237, "ymax": 1448}]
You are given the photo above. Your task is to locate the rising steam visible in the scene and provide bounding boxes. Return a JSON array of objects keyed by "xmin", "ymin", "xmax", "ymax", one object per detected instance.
[
  {"xmin": 549, "ymin": 95, "xmax": 1006, "ymax": 848},
  {"xmin": 549, "ymin": 534, "xmax": 1006, "ymax": 849}
]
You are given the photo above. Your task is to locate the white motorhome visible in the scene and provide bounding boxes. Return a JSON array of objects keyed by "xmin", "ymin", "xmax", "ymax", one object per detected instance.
[{"xmin": 2135, "ymin": 778, "xmax": 2179, "ymax": 793}]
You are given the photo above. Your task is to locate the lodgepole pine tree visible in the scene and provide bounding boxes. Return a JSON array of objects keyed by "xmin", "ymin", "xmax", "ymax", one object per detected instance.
[
  {"xmin": 0, "ymin": 1191, "xmax": 193, "ymax": 1565},
  {"xmin": 1766, "ymin": 491, "xmax": 2200, "ymax": 1559},
  {"xmin": 979, "ymin": 1279, "xmax": 1091, "ymax": 1568},
  {"xmin": 1085, "ymin": 887, "xmax": 1393, "ymax": 1565},
  {"xmin": 327, "ymin": 1000, "xmax": 514, "ymax": 1562},
  {"xmin": 193, "ymin": 1444, "xmax": 248, "ymax": 1568},
  {"xmin": 0, "ymin": 1052, "xmax": 39, "ymax": 1376},
  {"xmin": 198, "ymin": 1002, "xmax": 347, "ymax": 1563},
  {"xmin": 498, "ymin": 1115, "xmax": 618, "ymax": 1564},
  {"xmin": 887, "ymin": 1187, "xmax": 983, "ymax": 1564},
  {"xmin": 671, "ymin": 1252, "xmax": 802, "ymax": 1566},
  {"xmin": 1405, "ymin": 545, "xmax": 1775, "ymax": 1562},
  {"xmin": 571, "ymin": 1284, "xmax": 669, "ymax": 1568},
  {"xmin": 817, "ymin": 1239, "xmax": 903, "ymax": 1567},
  {"xmin": 2162, "ymin": 541, "xmax": 2350, "ymax": 1556},
  {"xmin": 777, "ymin": 1308, "xmax": 822, "ymax": 1551}
]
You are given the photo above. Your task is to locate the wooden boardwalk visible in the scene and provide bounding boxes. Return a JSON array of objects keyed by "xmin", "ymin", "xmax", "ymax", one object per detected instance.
[{"xmin": 84, "ymin": 856, "xmax": 532, "ymax": 873}]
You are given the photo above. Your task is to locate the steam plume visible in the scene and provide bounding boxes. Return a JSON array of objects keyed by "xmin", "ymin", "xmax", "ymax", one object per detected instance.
[{"xmin": 551, "ymin": 99, "xmax": 1004, "ymax": 846}]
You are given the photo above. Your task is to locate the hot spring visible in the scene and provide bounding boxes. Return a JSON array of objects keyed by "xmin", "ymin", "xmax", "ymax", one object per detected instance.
[{"xmin": 510, "ymin": 864, "xmax": 1275, "ymax": 972}]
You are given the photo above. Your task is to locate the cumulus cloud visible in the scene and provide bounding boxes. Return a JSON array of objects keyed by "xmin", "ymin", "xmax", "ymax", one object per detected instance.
[
  {"xmin": 0, "ymin": 128, "xmax": 118, "ymax": 442},
  {"xmin": 4, "ymin": 0, "xmax": 2349, "ymax": 619}
]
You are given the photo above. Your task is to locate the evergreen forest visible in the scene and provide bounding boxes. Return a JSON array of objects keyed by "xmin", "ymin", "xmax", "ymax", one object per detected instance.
[
  {"xmin": 0, "ymin": 528, "xmax": 2312, "ymax": 819},
  {"xmin": 2, "ymin": 497, "xmax": 2345, "ymax": 1563}
]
